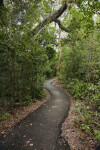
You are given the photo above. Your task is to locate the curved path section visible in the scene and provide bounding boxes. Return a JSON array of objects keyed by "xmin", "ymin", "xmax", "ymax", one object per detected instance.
[{"xmin": 0, "ymin": 79, "xmax": 70, "ymax": 150}]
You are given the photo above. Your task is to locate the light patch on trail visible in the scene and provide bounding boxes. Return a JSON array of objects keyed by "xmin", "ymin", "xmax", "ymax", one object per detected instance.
[
  {"xmin": 52, "ymin": 106, "xmax": 58, "ymax": 109},
  {"xmin": 52, "ymin": 91, "xmax": 60, "ymax": 95}
]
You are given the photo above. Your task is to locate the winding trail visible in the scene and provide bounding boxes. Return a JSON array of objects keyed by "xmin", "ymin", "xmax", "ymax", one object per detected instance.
[{"xmin": 0, "ymin": 79, "xmax": 70, "ymax": 150}]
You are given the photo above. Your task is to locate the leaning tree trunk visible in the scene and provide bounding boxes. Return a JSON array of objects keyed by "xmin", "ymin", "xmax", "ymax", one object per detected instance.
[{"xmin": 28, "ymin": 1, "xmax": 68, "ymax": 39}]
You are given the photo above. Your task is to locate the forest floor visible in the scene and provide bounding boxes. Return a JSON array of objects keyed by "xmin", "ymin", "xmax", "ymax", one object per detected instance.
[
  {"xmin": 0, "ymin": 78, "xmax": 98, "ymax": 150},
  {"xmin": 53, "ymin": 79, "xmax": 97, "ymax": 150},
  {"xmin": 0, "ymin": 79, "xmax": 70, "ymax": 150}
]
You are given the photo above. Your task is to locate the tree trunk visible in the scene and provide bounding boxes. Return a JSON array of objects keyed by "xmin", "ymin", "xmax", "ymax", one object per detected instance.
[
  {"xmin": 58, "ymin": 30, "xmax": 62, "ymax": 72},
  {"xmin": 58, "ymin": 46, "xmax": 62, "ymax": 72}
]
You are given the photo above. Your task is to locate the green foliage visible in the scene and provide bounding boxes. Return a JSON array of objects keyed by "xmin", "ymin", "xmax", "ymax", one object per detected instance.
[
  {"xmin": 46, "ymin": 47, "xmax": 56, "ymax": 60},
  {"xmin": 66, "ymin": 79, "xmax": 87, "ymax": 98},
  {"xmin": 0, "ymin": 112, "xmax": 11, "ymax": 121},
  {"xmin": 94, "ymin": 130, "xmax": 100, "ymax": 144},
  {"xmin": 81, "ymin": 124, "xmax": 92, "ymax": 135},
  {"xmin": 0, "ymin": 0, "xmax": 57, "ymax": 110},
  {"xmin": 44, "ymin": 46, "xmax": 57, "ymax": 79},
  {"xmin": 74, "ymin": 101, "xmax": 100, "ymax": 141},
  {"xmin": 76, "ymin": 102, "xmax": 92, "ymax": 125},
  {"xmin": 59, "ymin": 10, "xmax": 100, "ymax": 106},
  {"xmin": 58, "ymin": 5, "xmax": 100, "ymax": 143}
]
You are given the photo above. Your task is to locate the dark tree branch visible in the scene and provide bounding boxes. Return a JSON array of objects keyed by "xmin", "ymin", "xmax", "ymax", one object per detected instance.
[
  {"xmin": 32, "ymin": 2, "xmax": 67, "ymax": 36},
  {"xmin": 55, "ymin": 19, "xmax": 69, "ymax": 33}
]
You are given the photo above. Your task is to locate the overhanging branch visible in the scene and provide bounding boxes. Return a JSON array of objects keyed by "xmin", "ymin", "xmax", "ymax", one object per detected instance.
[{"xmin": 32, "ymin": 1, "xmax": 67, "ymax": 36}]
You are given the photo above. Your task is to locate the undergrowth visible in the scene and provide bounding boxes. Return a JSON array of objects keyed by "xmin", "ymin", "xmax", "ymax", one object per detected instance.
[{"xmin": 59, "ymin": 77, "xmax": 100, "ymax": 144}]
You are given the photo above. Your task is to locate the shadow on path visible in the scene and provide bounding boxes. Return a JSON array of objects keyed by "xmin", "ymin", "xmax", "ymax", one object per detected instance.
[{"xmin": 0, "ymin": 79, "xmax": 70, "ymax": 150}]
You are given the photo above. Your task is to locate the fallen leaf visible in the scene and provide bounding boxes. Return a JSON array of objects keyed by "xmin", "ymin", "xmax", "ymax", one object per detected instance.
[
  {"xmin": 26, "ymin": 140, "xmax": 30, "ymax": 145},
  {"xmin": 23, "ymin": 135, "xmax": 26, "ymax": 138},
  {"xmin": 30, "ymin": 144, "xmax": 33, "ymax": 146}
]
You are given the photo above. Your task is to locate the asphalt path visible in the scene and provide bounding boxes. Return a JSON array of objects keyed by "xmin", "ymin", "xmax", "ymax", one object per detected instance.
[{"xmin": 0, "ymin": 79, "xmax": 70, "ymax": 150}]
